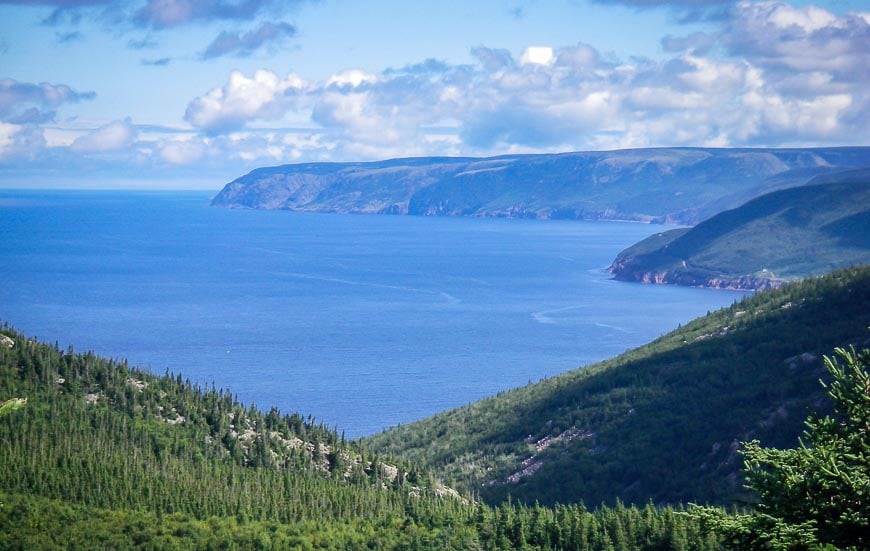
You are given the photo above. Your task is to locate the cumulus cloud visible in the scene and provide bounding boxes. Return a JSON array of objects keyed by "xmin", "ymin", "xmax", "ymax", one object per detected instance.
[
  {"xmin": 70, "ymin": 118, "xmax": 137, "ymax": 153},
  {"xmin": 722, "ymin": 1, "xmax": 870, "ymax": 81},
  {"xmin": 158, "ymin": 137, "xmax": 206, "ymax": 164},
  {"xmin": 0, "ymin": 122, "xmax": 24, "ymax": 160},
  {"xmin": 519, "ymin": 46, "xmax": 555, "ymax": 66},
  {"xmin": 471, "ymin": 46, "xmax": 515, "ymax": 72},
  {"xmin": 0, "ymin": 121, "xmax": 47, "ymax": 161},
  {"xmin": 178, "ymin": 0, "xmax": 869, "ymax": 164},
  {"xmin": 184, "ymin": 70, "xmax": 308, "ymax": 133},
  {"xmin": 384, "ymin": 58, "xmax": 451, "ymax": 77},
  {"xmin": 7, "ymin": 0, "xmax": 867, "ymax": 172},
  {"xmin": 0, "ymin": 78, "xmax": 95, "ymax": 123},
  {"xmin": 202, "ymin": 21, "xmax": 296, "ymax": 58},
  {"xmin": 554, "ymin": 43, "xmax": 602, "ymax": 69},
  {"xmin": 661, "ymin": 31, "xmax": 716, "ymax": 53},
  {"xmin": 323, "ymin": 69, "xmax": 378, "ymax": 90}
]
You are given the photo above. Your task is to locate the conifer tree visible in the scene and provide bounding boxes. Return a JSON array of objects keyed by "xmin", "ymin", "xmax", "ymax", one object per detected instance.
[{"xmin": 693, "ymin": 346, "xmax": 870, "ymax": 550}]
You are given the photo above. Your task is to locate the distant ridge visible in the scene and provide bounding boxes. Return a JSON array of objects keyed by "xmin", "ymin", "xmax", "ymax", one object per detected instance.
[
  {"xmin": 609, "ymin": 169, "xmax": 870, "ymax": 290},
  {"xmin": 212, "ymin": 147, "xmax": 870, "ymax": 225}
]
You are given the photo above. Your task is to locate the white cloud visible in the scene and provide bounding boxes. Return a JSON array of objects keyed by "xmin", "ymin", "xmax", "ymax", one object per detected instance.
[
  {"xmin": 0, "ymin": 122, "xmax": 22, "ymax": 159},
  {"xmin": 324, "ymin": 69, "xmax": 378, "ymax": 89},
  {"xmin": 8, "ymin": 1, "xmax": 867, "ymax": 176},
  {"xmin": 0, "ymin": 121, "xmax": 47, "ymax": 161},
  {"xmin": 554, "ymin": 43, "xmax": 600, "ymax": 69},
  {"xmin": 70, "ymin": 119, "xmax": 137, "ymax": 153},
  {"xmin": 159, "ymin": 138, "xmax": 206, "ymax": 164},
  {"xmin": 724, "ymin": 1, "xmax": 870, "ymax": 79},
  {"xmin": 677, "ymin": 54, "xmax": 743, "ymax": 91},
  {"xmin": 520, "ymin": 46, "xmax": 555, "ymax": 66},
  {"xmin": 766, "ymin": 2, "xmax": 837, "ymax": 32},
  {"xmin": 185, "ymin": 70, "xmax": 308, "ymax": 133},
  {"xmin": 175, "ymin": 17, "xmax": 867, "ymax": 165}
]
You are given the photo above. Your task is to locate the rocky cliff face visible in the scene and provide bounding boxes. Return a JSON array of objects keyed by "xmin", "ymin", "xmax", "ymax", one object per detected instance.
[
  {"xmin": 609, "ymin": 265, "xmax": 785, "ymax": 291},
  {"xmin": 212, "ymin": 147, "xmax": 870, "ymax": 225}
]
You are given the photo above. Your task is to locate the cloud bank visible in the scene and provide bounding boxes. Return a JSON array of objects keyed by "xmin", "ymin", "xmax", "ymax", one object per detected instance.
[
  {"xmin": 2, "ymin": 1, "xmax": 868, "ymax": 178},
  {"xmin": 174, "ymin": 1, "xmax": 868, "ymax": 163}
]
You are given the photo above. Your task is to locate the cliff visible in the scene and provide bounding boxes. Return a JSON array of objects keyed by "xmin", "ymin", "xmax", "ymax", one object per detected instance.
[{"xmin": 212, "ymin": 147, "xmax": 870, "ymax": 225}]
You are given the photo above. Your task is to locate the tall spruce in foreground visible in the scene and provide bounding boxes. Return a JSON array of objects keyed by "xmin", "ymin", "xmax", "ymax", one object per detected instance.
[{"xmin": 692, "ymin": 346, "xmax": 870, "ymax": 550}]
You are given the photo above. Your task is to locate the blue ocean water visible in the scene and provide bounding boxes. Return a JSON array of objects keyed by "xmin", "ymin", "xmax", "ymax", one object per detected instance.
[{"xmin": 0, "ymin": 190, "xmax": 747, "ymax": 437}]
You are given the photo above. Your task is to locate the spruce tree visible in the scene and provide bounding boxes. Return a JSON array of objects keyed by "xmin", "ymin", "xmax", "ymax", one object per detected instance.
[{"xmin": 693, "ymin": 346, "xmax": 870, "ymax": 550}]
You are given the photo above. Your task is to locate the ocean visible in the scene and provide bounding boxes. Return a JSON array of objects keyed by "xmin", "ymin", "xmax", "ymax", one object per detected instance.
[{"xmin": 0, "ymin": 190, "xmax": 747, "ymax": 437}]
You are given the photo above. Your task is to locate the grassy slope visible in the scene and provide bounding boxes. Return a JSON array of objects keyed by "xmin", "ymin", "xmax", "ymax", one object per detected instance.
[
  {"xmin": 609, "ymin": 174, "xmax": 870, "ymax": 287},
  {"xmin": 364, "ymin": 265, "xmax": 870, "ymax": 507}
]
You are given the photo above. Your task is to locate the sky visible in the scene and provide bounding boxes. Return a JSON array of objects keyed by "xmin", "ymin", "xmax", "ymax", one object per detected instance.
[{"xmin": 0, "ymin": 0, "xmax": 868, "ymax": 189}]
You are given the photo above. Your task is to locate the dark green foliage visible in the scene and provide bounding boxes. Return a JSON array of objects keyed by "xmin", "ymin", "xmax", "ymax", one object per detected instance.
[
  {"xmin": 0, "ymin": 491, "xmax": 728, "ymax": 550},
  {"xmin": 364, "ymin": 266, "xmax": 870, "ymax": 508},
  {"xmin": 0, "ymin": 326, "xmax": 464, "ymax": 525},
  {"xmin": 610, "ymin": 175, "xmax": 870, "ymax": 288},
  {"xmin": 691, "ymin": 346, "xmax": 870, "ymax": 550},
  {"xmin": 760, "ymin": 346, "xmax": 870, "ymax": 549},
  {"xmin": 0, "ymin": 321, "xmax": 728, "ymax": 549}
]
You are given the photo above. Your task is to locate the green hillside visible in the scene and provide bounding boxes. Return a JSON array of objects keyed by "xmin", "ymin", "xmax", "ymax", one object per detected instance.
[
  {"xmin": 0, "ymin": 330, "xmax": 469, "ymax": 547},
  {"xmin": 0, "ymin": 323, "xmax": 725, "ymax": 549},
  {"xmin": 609, "ymin": 172, "xmax": 870, "ymax": 290},
  {"xmin": 364, "ymin": 265, "xmax": 870, "ymax": 508}
]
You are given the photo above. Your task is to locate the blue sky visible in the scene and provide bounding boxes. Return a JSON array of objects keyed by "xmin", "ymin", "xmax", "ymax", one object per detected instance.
[{"xmin": 1, "ymin": 0, "xmax": 868, "ymax": 189}]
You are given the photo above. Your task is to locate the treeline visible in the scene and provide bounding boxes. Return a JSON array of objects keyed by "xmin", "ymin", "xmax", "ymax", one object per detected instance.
[{"xmin": 0, "ymin": 491, "xmax": 724, "ymax": 550}]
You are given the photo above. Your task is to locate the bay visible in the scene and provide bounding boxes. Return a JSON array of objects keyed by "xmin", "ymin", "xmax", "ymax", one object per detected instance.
[{"xmin": 0, "ymin": 190, "xmax": 747, "ymax": 438}]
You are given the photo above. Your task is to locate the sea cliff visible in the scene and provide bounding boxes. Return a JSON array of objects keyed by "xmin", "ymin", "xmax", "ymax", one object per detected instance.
[{"xmin": 212, "ymin": 147, "xmax": 870, "ymax": 225}]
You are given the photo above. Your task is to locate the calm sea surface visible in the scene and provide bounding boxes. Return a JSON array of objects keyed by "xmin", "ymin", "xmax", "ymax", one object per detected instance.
[{"xmin": 0, "ymin": 190, "xmax": 747, "ymax": 437}]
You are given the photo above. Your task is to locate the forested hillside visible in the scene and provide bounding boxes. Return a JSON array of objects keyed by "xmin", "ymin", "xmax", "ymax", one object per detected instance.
[
  {"xmin": 0, "ymin": 324, "xmax": 723, "ymax": 549},
  {"xmin": 609, "ymin": 173, "xmax": 870, "ymax": 289},
  {"xmin": 365, "ymin": 265, "xmax": 870, "ymax": 508}
]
